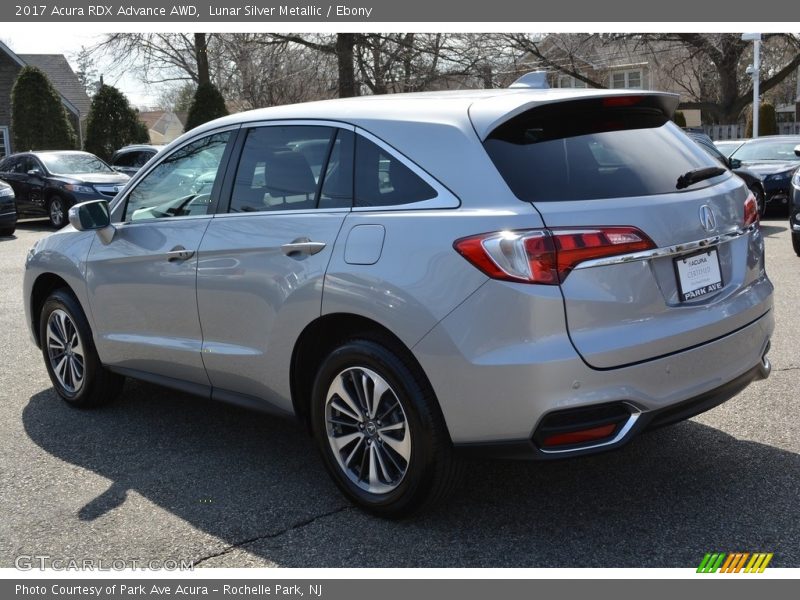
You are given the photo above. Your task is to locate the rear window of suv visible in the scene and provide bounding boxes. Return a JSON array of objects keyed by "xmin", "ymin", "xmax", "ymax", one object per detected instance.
[{"xmin": 484, "ymin": 97, "xmax": 726, "ymax": 202}]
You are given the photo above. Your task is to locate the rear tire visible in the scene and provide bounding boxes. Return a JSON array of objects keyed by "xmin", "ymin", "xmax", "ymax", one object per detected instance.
[
  {"xmin": 39, "ymin": 289, "xmax": 123, "ymax": 408},
  {"xmin": 792, "ymin": 233, "xmax": 800, "ymax": 257},
  {"xmin": 0, "ymin": 226, "xmax": 14, "ymax": 237},
  {"xmin": 310, "ymin": 337, "xmax": 462, "ymax": 518}
]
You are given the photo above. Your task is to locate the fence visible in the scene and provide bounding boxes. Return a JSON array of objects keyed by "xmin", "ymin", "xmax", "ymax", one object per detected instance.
[{"xmin": 703, "ymin": 122, "xmax": 800, "ymax": 140}]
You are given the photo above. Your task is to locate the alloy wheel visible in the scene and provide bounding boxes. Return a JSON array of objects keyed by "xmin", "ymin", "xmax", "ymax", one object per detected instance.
[
  {"xmin": 325, "ymin": 367, "xmax": 411, "ymax": 495},
  {"xmin": 46, "ymin": 309, "xmax": 85, "ymax": 394}
]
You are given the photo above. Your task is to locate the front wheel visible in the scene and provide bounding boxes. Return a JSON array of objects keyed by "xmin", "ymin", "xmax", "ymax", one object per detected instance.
[
  {"xmin": 310, "ymin": 338, "xmax": 462, "ymax": 517},
  {"xmin": 39, "ymin": 289, "xmax": 124, "ymax": 407},
  {"xmin": 750, "ymin": 184, "xmax": 766, "ymax": 218},
  {"xmin": 792, "ymin": 232, "xmax": 800, "ymax": 257},
  {"xmin": 48, "ymin": 195, "xmax": 68, "ymax": 229}
]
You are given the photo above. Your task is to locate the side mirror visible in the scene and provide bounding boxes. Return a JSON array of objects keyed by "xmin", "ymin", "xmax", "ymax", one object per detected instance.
[
  {"xmin": 729, "ymin": 158, "xmax": 742, "ymax": 169},
  {"xmin": 794, "ymin": 145, "xmax": 800, "ymax": 158},
  {"xmin": 27, "ymin": 168, "xmax": 42, "ymax": 177},
  {"xmin": 68, "ymin": 200, "xmax": 115, "ymax": 244}
]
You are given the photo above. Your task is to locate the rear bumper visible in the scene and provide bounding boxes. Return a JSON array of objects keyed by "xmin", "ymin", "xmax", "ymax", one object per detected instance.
[
  {"xmin": 454, "ymin": 356, "xmax": 770, "ymax": 460},
  {"xmin": 413, "ymin": 276, "xmax": 774, "ymax": 449}
]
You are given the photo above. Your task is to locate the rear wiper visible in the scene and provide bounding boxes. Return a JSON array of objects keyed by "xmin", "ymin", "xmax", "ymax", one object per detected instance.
[{"xmin": 676, "ymin": 166, "xmax": 726, "ymax": 190}]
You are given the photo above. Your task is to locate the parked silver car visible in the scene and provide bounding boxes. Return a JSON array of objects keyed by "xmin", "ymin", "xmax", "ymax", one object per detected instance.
[{"xmin": 23, "ymin": 85, "xmax": 774, "ymax": 516}]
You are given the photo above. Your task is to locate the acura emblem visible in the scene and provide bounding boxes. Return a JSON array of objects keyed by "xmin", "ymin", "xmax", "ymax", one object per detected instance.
[{"xmin": 699, "ymin": 205, "xmax": 716, "ymax": 232}]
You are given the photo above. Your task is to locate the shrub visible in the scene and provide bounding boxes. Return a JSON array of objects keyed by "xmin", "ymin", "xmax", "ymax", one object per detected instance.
[
  {"xmin": 673, "ymin": 110, "xmax": 687, "ymax": 127},
  {"xmin": 11, "ymin": 66, "xmax": 77, "ymax": 151},
  {"xmin": 745, "ymin": 102, "xmax": 778, "ymax": 137},
  {"xmin": 84, "ymin": 85, "xmax": 150, "ymax": 161},
  {"xmin": 185, "ymin": 83, "xmax": 228, "ymax": 132}
]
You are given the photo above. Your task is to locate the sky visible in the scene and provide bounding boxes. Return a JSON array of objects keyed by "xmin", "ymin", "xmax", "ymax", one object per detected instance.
[{"xmin": 1, "ymin": 32, "xmax": 161, "ymax": 107}]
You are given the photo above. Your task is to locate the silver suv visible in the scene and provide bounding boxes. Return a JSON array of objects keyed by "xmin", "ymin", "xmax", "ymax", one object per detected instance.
[{"xmin": 24, "ymin": 85, "xmax": 774, "ymax": 516}]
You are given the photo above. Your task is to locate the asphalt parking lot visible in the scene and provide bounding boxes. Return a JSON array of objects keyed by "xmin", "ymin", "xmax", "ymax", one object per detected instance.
[{"xmin": 0, "ymin": 217, "xmax": 798, "ymax": 569}]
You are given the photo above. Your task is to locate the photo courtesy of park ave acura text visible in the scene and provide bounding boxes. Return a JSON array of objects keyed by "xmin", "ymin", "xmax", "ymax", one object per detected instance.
[{"xmin": 0, "ymin": 28, "xmax": 799, "ymax": 569}]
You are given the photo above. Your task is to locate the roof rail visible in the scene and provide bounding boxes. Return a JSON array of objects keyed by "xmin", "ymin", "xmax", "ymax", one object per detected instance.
[{"xmin": 509, "ymin": 71, "xmax": 549, "ymax": 89}]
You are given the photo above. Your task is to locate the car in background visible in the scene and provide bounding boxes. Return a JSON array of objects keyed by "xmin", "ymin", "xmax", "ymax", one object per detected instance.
[
  {"xmin": 714, "ymin": 139, "xmax": 748, "ymax": 158},
  {"xmin": 687, "ymin": 131, "xmax": 766, "ymax": 216},
  {"xmin": 110, "ymin": 144, "xmax": 162, "ymax": 177},
  {"xmin": 0, "ymin": 151, "xmax": 129, "ymax": 228},
  {"xmin": 0, "ymin": 179, "xmax": 16, "ymax": 236},
  {"xmin": 791, "ymin": 163, "xmax": 800, "ymax": 256},
  {"xmin": 728, "ymin": 136, "xmax": 800, "ymax": 215}
]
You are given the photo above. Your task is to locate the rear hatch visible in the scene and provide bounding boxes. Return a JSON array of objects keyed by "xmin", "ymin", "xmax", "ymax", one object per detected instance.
[{"xmin": 479, "ymin": 94, "xmax": 766, "ymax": 369}]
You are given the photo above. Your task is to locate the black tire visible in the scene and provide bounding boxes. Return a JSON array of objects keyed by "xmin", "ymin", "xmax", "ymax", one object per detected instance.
[
  {"xmin": 750, "ymin": 184, "xmax": 766, "ymax": 218},
  {"xmin": 0, "ymin": 226, "xmax": 14, "ymax": 237},
  {"xmin": 39, "ymin": 288, "xmax": 124, "ymax": 408},
  {"xmin": 48, "ymin": 195, "xmax": 68, "ymax": 229},
  {"xmin": 793, "ymin": 233, "xmax": 800, "ymax": 257},
  {"xmin": 310, "ymin": 337, "xmax": 462, "ymax": 518}
]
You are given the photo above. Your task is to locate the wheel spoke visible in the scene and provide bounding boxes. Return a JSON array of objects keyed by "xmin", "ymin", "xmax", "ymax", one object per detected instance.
[
  {"xmin": 382, "ymin": 429, "xmax": 411, "ymax": 462},
  {"xmin": 373, "ymin": 443, "xmax": 392, "ymax": 483},
  {"xmin": 350, "ymin": 370, "xmax": 369, "ymax": 415},
  {"xmin": 329, "ymin": 431, "xmax": 362, "ymax": 453},
  {"xmin": 378, "ymin": 422, "xmax": 404, "ymax": 433},
  {"xmin": 369, "ymin": 377, "xmax": 389, "ymax": 420},
  {"xmin": 367, "ymin": 444, "xmax": 380, "ymax": 488},
  {"xmin": 344, "ymin": 436, "xmax": 364, "ymax": 467},
  {"xmin": 328, "ymin": 377, "xmax": 363, "ymax": 422}
]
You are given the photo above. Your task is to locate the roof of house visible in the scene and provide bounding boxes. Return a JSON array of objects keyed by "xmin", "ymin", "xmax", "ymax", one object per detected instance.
[{"xmin": 17, "ymin": 54, "xmax": 92, "ymax": 117}]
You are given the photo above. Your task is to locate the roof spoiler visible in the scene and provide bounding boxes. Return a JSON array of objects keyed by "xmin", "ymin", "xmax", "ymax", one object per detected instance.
[{"xmin": 509, "ymin": 71, "xmax": 549, "ymax": 89}]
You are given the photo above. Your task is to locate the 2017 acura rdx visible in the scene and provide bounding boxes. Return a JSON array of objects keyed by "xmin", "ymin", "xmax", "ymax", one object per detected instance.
[{"xmin": 23, "ymin": 80, "xmax": 774, "ymax": 516}]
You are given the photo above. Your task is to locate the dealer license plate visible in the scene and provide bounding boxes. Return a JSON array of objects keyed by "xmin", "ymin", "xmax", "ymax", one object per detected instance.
[{"xmin": 674, "ymin": 249, "xmax": 723, "ymax": 302}]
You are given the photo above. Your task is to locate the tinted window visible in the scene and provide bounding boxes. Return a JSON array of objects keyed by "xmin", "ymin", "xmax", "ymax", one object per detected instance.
[
  {"xmin": 113, "ymin": 151, "xmax": 138, "ymax": 168},
  {"xmin": 125, "ymin": 131, "xmax": 230, "ymax": 221},
  {"xmin": 730, "ymin": 140, "xmax": 800, "ymax": 162},
  {"xmin": 0, "ymin": 157, "xmax": 19, "ymax": 173},
  {"xmin": 484, "ymin": 99, "xmax": 724, "ymax": 202},
  {"xmin": 38, "ymin": 153, "xmax": 114, "ymax": 175},
  {"xmin": 230, "ymin": 126, "xmax": 347, "ymax": 213},
  {"xmin": 354, "ymin": 135, "xmax": 436, "ymax": 207}
]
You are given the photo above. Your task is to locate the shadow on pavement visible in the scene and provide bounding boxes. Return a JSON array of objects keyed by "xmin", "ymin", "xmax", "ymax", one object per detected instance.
[{"xmin": 23, "ymin": 380, "xmax": 799, "ymax": 567}]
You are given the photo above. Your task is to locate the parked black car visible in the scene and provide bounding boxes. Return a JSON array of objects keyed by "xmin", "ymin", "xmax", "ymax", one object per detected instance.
[
  {"xmin": 0, "ymin": 179, "xmax": 16, "ymax": 236},
  {"xmin": 0, "ymin": 151, "xmax": 129, "ymax": 228},
  {"xmin": 686, "ymin": 131, "xmax": 767, "ymax": 216},
  {"xmin": 729, "ymin": 136, "xmax": 800, "ymax": 215},
  {"xmin": 110, "ymin": 144, "xmax": 162, "ymax": 177},
  {"xmin": 790, "ymin": 157, "xmax": 800, "ymax": 256}
]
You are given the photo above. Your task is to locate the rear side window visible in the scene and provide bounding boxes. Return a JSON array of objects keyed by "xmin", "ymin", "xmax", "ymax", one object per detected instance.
[
  {"xmin": 354, "ymin": 135, "xmax": 436, "ymax": 207},
  {"xmin": 230, "ymin": 125, "xmax": 352, "ymax": 213},
  {"xmin": 484, "ymin": 98, "xmax": 725, "ymax": 202}
]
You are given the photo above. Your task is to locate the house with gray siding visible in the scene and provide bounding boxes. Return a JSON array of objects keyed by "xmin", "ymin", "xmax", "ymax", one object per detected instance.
[{"xmin": 0, "ymin": 40, "xmax": 91, "ymax": 158}]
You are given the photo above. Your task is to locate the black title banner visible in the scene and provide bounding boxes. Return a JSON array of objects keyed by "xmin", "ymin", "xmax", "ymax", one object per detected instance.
[{"xmin": 0, "ymin": 0, "xmax": 793, "ymax": 22}]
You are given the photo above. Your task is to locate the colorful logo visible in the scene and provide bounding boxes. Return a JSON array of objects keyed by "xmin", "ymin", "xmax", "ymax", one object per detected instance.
[{"xmin": 697, "ymin": 552, "xmax": 773, "ymax": 573}]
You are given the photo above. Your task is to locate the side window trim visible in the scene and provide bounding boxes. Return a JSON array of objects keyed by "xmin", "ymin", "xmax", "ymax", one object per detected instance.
[
  {"xmin": 215, "ymin": 119, "xmax": 356, "ymax": 216},
  {"xmin": 111, "ymin": 125, "xmax": 240, "ymax": 224},
  {"xmin": 352, "ymin": 128, "xmax": 461, "ymax": 211}
]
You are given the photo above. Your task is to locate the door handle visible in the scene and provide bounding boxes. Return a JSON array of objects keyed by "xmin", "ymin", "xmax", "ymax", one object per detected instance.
[
  {"xmin": 166, "ymin": 246, "xmax": 195, "ymax": 262},
  {"xmin": 281, "ymin": 238, "xmax": 327, "ymax": 257}
]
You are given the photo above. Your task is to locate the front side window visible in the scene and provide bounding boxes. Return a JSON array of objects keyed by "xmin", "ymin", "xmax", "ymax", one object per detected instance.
[
  {"xmin": 229, "ymin": 125, "xmax": 353, "ymax": 213},
  {"xmin": 124, "ymin": 132, "xmax": 231, "ymax": 221},
  {"xmin": 354, "ymin": 135, "xmax": 436, "ymax": 207}
]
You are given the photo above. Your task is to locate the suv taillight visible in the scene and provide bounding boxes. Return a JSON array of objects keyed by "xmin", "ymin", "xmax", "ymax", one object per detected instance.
[
  {"xmin": 454, "ymin": 227, "xmax": 655, "ymax": 285},
  {"xmin": 743, "ymin": 193, "xmax": 759, "ymax": 228}
]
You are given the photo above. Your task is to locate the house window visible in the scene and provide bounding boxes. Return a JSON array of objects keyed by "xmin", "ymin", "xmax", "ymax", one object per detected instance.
[
  {"xmin": 558, "ymin": 75, "xmax": 587, "ymax": 88},
  {"xmin": 610, "ymin": 70, "xmax": 643, "ymax": 89},
  {"xmin": 0, "ymin": 127, "xmax": 9, "ymax": 159}
]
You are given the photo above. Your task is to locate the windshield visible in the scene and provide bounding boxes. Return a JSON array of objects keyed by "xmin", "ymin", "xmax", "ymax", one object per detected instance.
[
  {"xmin": 39, "ymin": 153, "xmax": 115, "ymax": 175},
  {"xmin": 484, "ymin": 99, "xmax": 723, "ymax": 202},
  {"xmin": 730, "ymin": 140, "xmax": 800, "ymax": 162}
]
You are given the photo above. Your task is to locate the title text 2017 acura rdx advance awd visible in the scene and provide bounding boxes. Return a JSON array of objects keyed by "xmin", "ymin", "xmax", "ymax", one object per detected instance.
[{"xmin": 24, "ymin": 82, "xmax": 773, "ymax": 516}]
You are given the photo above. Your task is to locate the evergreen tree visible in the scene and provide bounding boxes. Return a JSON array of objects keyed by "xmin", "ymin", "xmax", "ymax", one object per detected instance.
[
  {"xmin": 11, "ymin": 66, "xmax": 77, "ymax": 151},
  {"xmin": 185, "ymin": 82, "xmax": 228, "ymax": 132},
  {"xmin": 84, "ymin": 84, "xmax": 149, "ymax": 161},
  {"xmin": 745, "ymin": 103, "xmax": 779, "ymax": 137}
]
